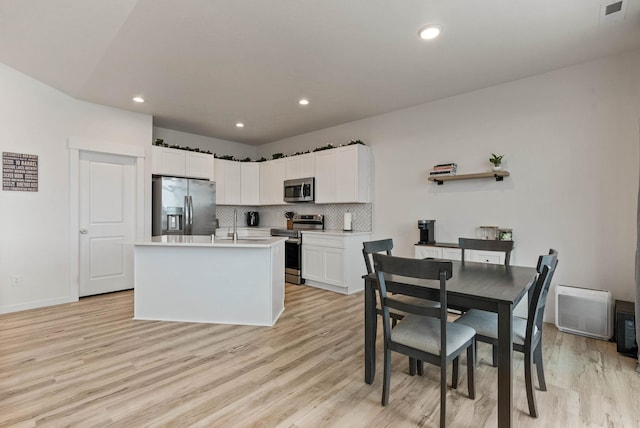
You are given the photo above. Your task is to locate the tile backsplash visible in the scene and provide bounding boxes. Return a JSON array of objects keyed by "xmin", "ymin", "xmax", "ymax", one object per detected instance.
[{"xmin": 217, "ymin": 203, "xmax": 372, "ymax": 231}]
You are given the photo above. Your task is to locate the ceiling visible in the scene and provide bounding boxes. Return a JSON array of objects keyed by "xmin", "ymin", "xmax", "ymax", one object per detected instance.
[{"xmin": 1, "ymin": 1, "xmax": 639, "ymax": 145}]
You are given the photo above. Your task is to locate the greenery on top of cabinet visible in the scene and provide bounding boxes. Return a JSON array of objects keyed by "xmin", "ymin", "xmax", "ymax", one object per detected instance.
[{"xmin": 153, "ymin": 138, "xmax": 366, "ymax": 162}]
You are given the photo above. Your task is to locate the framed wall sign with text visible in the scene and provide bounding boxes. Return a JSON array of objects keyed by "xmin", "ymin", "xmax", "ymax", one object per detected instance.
[{"xmin": 3, "ymin": 152, "xmax": 38, "ymax": 192}]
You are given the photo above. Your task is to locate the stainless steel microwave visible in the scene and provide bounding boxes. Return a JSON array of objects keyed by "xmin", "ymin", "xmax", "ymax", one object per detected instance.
[{"xmin": 284, "ymin": 177, "xmax": 315, "ymax": 202}]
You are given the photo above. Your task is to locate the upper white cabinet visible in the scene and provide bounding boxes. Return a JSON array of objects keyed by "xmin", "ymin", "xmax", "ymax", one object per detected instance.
[
  {"xmin": 260, "ymin": 158, "xmax": 286, "ymax": 205},
  {"xmin": 241, "ymin": 162, "xmax": 260, "ymax": 205},
  {"xmin": 285, "ymin": 153, "xmax": 315, "ymax": 180},
  {"xmin": 314, "ymin": 145, "xmax": 371, "ymax": 203},
  {"xmin": 215, "ymin": 159, "xmax": 241, "ymax": 205},
  {"xmin": 186, "ymin": 152, "xmax": 214, "ymax": 180},
  {"xmin": 152, "ymin": 146, "xmax": 214, "ymax": 180}
]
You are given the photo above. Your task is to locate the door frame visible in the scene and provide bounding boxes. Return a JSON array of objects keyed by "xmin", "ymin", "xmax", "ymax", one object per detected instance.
[{"xmin": 68, "ymin": 138, "xmax": 146, "ymax": 301}]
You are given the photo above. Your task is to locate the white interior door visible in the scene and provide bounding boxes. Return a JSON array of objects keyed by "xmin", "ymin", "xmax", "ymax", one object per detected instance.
[{"xmin": 79, "ymin": 151, "xmax": 135, "ymax": 297}]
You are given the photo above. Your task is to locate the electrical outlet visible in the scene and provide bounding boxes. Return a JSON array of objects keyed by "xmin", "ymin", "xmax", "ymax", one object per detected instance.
[{"xmin": 11, "ymin": 274, "xmax": 21, "ymax": 287}]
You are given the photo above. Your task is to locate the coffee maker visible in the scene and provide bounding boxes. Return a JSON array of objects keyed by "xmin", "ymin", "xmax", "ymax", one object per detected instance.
[{"xmin": 418, "ymin": 220, "xmax": 435, "ymax": 244}]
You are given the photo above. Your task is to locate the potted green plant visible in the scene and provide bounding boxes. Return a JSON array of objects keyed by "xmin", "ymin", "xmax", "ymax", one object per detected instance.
[{"xmin": 489, "ymin": 153, "xmax": 504, "ymax": 171}]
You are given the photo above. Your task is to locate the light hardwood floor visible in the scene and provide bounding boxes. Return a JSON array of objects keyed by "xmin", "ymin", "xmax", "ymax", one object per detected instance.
[{"xmin": 1, "ymin": 284, "xmax": 639, "ymax": 427}]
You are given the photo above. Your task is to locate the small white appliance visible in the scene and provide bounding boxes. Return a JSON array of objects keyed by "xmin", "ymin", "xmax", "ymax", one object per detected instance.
[
  {"xmin": 555, "ymin": 285, "xmax": 613, "ymax": 340},
  {"xmin": 343, "ymin": 212, "xmax": 352, "ymax": 231}
]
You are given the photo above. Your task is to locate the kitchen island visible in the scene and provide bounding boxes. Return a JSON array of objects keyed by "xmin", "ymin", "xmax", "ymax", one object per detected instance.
[{"xmin": 134, "ymin": 235, "xmax": 286, "ymax": 326}]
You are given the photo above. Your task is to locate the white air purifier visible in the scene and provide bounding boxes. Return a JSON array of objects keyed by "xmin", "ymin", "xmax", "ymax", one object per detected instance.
[{"xmin": 555, "ymin": 285, "xmax": 613, "ymax": 340}]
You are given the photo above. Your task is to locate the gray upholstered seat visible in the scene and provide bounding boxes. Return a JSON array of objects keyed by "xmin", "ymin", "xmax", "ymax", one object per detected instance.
[
  {"xmin": 392, "ymin": 314, "xmax": 476, "ymax": 356},
  {"xmin": 455, "ymin": 309, "xmax": 538, "ymax": 346}
]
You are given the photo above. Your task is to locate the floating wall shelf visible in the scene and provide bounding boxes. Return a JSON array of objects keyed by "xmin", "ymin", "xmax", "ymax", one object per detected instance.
[{"xmin": 428, "ymin": 171, "xmax": 510, "ymax": 185}]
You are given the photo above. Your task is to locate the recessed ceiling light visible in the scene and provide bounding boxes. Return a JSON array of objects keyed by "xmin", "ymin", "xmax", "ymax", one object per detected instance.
[
  {"xmin": 418, "ymin": 25, "xmax": 442, "ymax": 40},
  {"xmin": 299, "ymin": 98, "xmax": 310, "ymax": 106},
  {"xmin": 235, "ymin": 122, "xmax": 245, "ymax": 128},
  {"xmin": 132, "ymin": 96, "xmax": 144, "ymax": 103}
]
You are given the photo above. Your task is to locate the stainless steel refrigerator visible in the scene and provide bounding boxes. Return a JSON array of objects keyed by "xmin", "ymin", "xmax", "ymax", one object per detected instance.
[{"xmin": 152, "ymin": 176, "xmax": 216, "ymax": 236}]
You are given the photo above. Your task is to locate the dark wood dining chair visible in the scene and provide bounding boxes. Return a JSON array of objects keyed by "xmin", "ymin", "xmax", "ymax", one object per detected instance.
[
  {"xmin": 372, "ymin": 253, "xmax": 476, "ymax": 428},
  {"xmin": 454, "ymin": 249, "xmax": 559, "ymax": 418},
  {"xmin": 362, "ymin": 239, "xmax": 441, "ymax": 324},
  {"xmin": 458, "ymin": 237, "xmax": 514, "ymax": 265},
  {"xmin": 363, "ymin": 239, "xmax": 441, "ymax": 375}
]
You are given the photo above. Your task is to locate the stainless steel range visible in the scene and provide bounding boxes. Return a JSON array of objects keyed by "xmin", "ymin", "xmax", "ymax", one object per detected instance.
[{"xmin": 271, "ymin": 214, "xmax": 324, "ymax": 284}]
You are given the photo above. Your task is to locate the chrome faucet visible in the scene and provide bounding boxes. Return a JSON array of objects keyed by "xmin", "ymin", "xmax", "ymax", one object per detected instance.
[{"xmin": 232, "ymin": 208, "xmax": 238, "ymax": 243}]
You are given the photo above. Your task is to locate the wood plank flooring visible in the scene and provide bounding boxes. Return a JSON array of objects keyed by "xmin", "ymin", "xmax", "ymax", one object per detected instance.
[{"xmin": 1, "ymin": 284, "xmax": 639, "ymax": 427}]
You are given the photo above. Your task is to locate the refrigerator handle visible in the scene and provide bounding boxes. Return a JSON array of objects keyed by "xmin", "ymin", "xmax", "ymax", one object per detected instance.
[
  {"xmin": 184, "ymin": 195, "xmax": 190, "ymax": 234},
  {"xmin": 188, "ymin": 195, "xmax": 194, "ymax": 234}
]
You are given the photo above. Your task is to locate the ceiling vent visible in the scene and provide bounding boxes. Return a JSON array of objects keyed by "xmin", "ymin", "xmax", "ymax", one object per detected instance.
[{"xmin": 600, "ymin": 1, "xmax": 627, "ymax": 25}]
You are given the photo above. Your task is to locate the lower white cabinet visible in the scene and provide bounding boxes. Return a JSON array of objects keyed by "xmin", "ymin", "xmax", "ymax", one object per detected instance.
[
  {"xmin": 414, "ymin": 244, "xmax": 504, "ymax": 264},
  {"xmin": 467, "ymin": 249, "xmax": 506, "ymax": 264},
  {"xmin": 301, "ymin": 232, "xmax": 370, "ymax": 294},
  {"xmin": 414, "ymin": 245, "xmax": 462, "ymax": 260}
]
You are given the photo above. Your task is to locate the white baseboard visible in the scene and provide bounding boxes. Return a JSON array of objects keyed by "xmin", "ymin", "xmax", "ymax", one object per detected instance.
[{"xmin": 0, "ymin": 296, "xmax": 77, "ymax": 314}]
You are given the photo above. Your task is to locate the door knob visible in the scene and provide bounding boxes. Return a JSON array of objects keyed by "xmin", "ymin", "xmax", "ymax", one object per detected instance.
[{"xmin": 79, "ymin": 229, "xmax": 88, "ymax": 234}]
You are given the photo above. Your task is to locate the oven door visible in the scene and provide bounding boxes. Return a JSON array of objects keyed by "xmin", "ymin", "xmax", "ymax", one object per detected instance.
[{"xmin": 284, "ymin": 238, "xmax": 304, "ymax": 284}]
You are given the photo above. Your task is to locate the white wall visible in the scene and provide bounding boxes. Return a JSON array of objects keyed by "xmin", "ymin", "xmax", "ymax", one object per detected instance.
[
  {"xmin": 153, "ymin": 127, "xmax": 257, "ymax": 159},
  {"xmin": 0, "ymin": 63, "xmax": 152, "ymax": 313},
  {"xmin": 259, "ymin": 49, "xmax": 640, "ymax": 319}
]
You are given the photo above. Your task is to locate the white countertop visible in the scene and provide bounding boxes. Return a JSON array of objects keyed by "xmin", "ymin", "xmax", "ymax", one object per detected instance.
[
  {"xmin": 136, "ymin": 235, "xmax": 287, "ymax": 248},
  {"xmin": 301, "ymin": 229, "xmax": 371, "ymax": 236}
]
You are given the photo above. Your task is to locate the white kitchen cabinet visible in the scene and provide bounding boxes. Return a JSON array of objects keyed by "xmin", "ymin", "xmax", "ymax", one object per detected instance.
[
  {"xmin": 468, "ymin": 249, "xmax": 505, "ymax": 265},
  {"xmin": 314, "ymin": 145, "xmax": 371, "ymax": 203},
  {"xmin": 241, "ymin": 162, "xmax": 260, "ymax": 205},
  {"xmin": 414, "ymin": 244, "xmax": 502, "ymax": 264},
  {"xmin": 259, "ymin": 158, "xmax": 286, "ymax": 205},
  {"xmin": 214, "ymin": 159, "xmax": 241, "ymax": 205},
  {"xmin": 152, "ymin": 146, "xmax": 213, "ymax": 179},
  {"xmin": 186, "ymin": 152, "xmax": 214, "ymax": 180},
  {"xmin": 414, "ymin": 245, "xmax": 443, "ymax": 259},
  {"xmin": 301, "ymin": 232, "xmax": 370, "ymax": 294},
  {"xmin": 442, "ymin": 247, "xmax": 462, "ymax": 261},
  {"xmin": 285, "ymin": 153, "xmax": 315, "ymax": 180}
]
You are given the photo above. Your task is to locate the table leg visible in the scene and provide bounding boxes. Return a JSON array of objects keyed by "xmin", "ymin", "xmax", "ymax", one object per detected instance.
[
  {"xmin": 364, "ymin": 277, "xmax": 376, "ymax": 384},
  {"xmin": 497, "ymin": 303, "xmax": 513, "ymax": 428}
]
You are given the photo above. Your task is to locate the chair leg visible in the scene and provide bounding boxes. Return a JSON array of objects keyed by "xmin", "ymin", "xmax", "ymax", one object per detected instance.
[
  {"xmin": 409, "ymin": 357, "xmax": 416, "ymax": 376},
  {"xmin": 451, "ymin": 357, "xmax": 459, "ymax": 389},
  {"xmin": 467, "ymin": 343, "xmax": 476, "ymax": 399},
  {"xmin": 417, "ymin": 360, "xmax": 424, "ymax": 376},
  {"xmin": 491, "ymin": 344, "xmax": 498, "ymax": 367},
  {"xmin": 440, "ymin": 362, "xmax": 447, "ymax": 428},
  {"xmin": 534, "ymin": 344, "xmax": 547, "ymax": 391},
  {"xmin": 524, "ymin": 348, "xmax": 539, "ymax": 418},
  {"xmin": 382, "ymin": 348, "xmax": 392, "ymax": 406}
]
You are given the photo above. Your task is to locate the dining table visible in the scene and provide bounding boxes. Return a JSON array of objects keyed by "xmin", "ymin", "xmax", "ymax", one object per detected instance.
[{"xmin": 363, "ymin": 259, "xmax": 538, "ymax": 428}]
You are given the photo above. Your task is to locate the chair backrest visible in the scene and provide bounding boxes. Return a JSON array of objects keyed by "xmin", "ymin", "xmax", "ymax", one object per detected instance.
[
  {"xmin": 528, "ymin": 249, "xmax": 559, "ymax": 336},
  {"xmin": 362, "ymin": 239, "xmax": 393, "ymax": 274},
  {"xmin": 458, "ymin": 237, "xmax": 514, "ymax": 265},
  {"xmin": 372, "ymin": 253, "xmax": 453, "ymax": 359}
]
